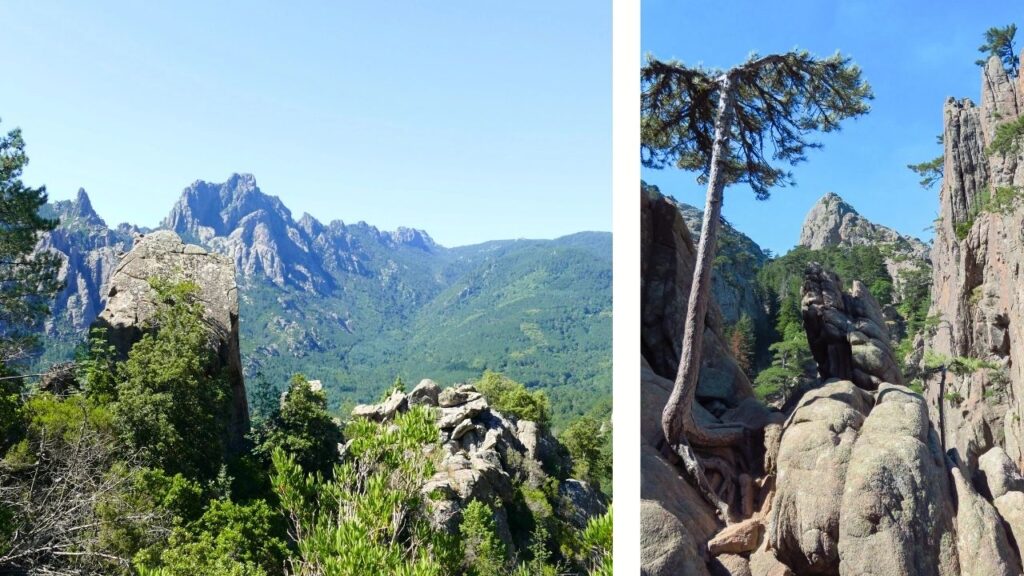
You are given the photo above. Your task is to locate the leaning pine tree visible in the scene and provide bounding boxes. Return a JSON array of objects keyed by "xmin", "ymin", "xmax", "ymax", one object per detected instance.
[{"xmin": 642, "ymin": 51, "xmax": 872, "ymax": 518}]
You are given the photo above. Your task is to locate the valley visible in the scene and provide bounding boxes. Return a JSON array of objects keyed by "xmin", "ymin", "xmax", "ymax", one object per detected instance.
[{"xmin": 35, "ymin": 174, "xmax": 611, "ymax": 427}]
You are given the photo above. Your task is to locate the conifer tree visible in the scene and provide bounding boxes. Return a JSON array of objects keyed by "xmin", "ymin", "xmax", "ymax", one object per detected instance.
[
  {"xmin": 976, "ymin": 24, "xmax": 1019, "ymax": 76},
  {"xmin": 0, "ymin": 121, "xmax": 62, "ymax": 365},
  {"xmin": 642, "ymin": 50, "xmax": 872, "ymax": 516}
]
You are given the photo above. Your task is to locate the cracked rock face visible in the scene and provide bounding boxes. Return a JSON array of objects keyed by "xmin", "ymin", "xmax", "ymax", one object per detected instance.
[
  {"xmin": 93, "ymin": 230, "xmax": 249, "ymax": 451},
  {"xmin": 351, "ymin": 382, "xmax": 606, "ymax": 554},
  {"xmin": 802, "ymin": 263, "xmax": 903, "ymax": 389},
  {"xmin": 924, "ymin": 54, "xmax": 1024, "ymax": 476}
]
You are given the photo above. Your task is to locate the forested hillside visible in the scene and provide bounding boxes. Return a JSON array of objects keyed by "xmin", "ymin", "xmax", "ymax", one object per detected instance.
[
  {"xmin": 31, "ymin": 175, "xmax": 611, "ymax": 428},
  {"xmin": 0, "ymin": 125, "xmax": 611, "ymax": 574}
]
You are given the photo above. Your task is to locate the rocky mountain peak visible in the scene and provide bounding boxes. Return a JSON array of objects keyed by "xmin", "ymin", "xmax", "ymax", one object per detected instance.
[
  {"xmin": 388, "ymin": 226, "xmax": 437, "ymax": 252},
  {"xmin": 163, "ymin": 173, "xmax": 291, "ymax": 242},
  {"xmin": 48, "ymin": 188, "xmax": 106, "ymax": 230},
  {"xmin": 799, "ymin": 191, "xmax": 924, "ymax": 254}
]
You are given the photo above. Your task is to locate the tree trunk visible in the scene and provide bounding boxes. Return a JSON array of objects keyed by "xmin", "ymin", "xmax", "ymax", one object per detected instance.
[{"xmin": 661, "ymin": 73, "xmax": 745, "ymax": 450}]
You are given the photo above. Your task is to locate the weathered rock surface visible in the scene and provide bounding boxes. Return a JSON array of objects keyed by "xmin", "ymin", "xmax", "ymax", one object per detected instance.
[
  {"xmin": 350, "ymin": 381, "xmax": 606, "ymax": 554},
  {"xmin": 640, "ymin": 444, "xmax": 719, "ymax": 576},
  {"xmin": 768, "ymin": 380, "xmax": 872, "ymax": 573},
  {"xmin": 951, "ymin": 465, "xmax": 1019, "ymax": 576},
  {"xmin": 802, "ymin": 263, "xmax": 903, "ymax": 389},
  {"xmin": 978, "ymin": 446, "xmax": 1024, "ymax": 500},
  {"xmin": 924, "ymin": 54, "xmax": 1024, "ymax": 482},
  {"xmin": 993, "ymin": 491, "xmax": 1024, "ymax": 553},
  {"xmin": 838, "ymin": 384, "xmax": 959, "ymax": 576},
  {"xmin": 408, "ymin": 378, "xmax": 440, "ymax": 405},
  {"xmin": 93, "ymin": 230, "xmax": 249, "ymax": 449}
]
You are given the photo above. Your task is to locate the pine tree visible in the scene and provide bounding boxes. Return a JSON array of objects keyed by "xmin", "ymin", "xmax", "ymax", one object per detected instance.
[
  {"xmin": 976, "ymin": 24, "xmax": 1019, "ymax": 76},
  {"xmin": 642, "ymin": 51, "xmax": 872, "ymax": 517},
  {"xmin": 727, "ymin": 314, "xmax": 755, "ymax": 378},
  {"xmin": 0, "ymin": 121, "xmax": 63, "ymax": 365},
  {"xmin": 255, "ymin": 373, "xmax": 342, "ymax": 478}
]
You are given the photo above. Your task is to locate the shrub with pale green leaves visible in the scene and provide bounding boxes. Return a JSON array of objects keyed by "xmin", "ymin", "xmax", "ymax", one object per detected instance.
[
  {"xmin": 474, "ymin": 371, "xmax": 551, "ymax": 427},
  {"xmin": 271, "ymin": 406, "xmax": 458, "ymax": 575}
]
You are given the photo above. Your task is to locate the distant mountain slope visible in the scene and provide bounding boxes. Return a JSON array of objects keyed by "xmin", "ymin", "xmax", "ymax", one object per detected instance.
[
  {"xmin": 33, "ymin": 175, "xmax": 611, "ymax": 426},
  {"xmin": 799, "ymin": 191, "xmax": 931, "ymax": 303}
]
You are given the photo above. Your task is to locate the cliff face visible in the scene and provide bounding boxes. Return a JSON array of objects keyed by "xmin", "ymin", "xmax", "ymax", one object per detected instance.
[
  {"xmin": 925, "ymin": 55, "xmax": 1024, "ymax": 474},
  {"xmin": 641, "ymin": 181, "xmax": 770, "ymax": 355},
  {"xmin": 36, "ymin": 190, "xmax": 136, "ymax": 337}
]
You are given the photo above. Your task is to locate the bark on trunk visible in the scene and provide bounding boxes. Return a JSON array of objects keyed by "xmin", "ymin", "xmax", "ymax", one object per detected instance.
[{"xmin": 661, "ymin": 73, "xmax": 745, "ymax": 450}]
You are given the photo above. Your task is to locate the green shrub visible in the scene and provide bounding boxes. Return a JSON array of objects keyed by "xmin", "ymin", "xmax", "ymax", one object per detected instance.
[
  {"xmin": 923, "ymin": 350, "xmax": 952, "ymax": 371},
  {"xmin": 271, "ymin": 406, "xmax": 458, "ymax": 575},
  {"xmin": 461, "ymin": 499, "xmax": 508, "ymax": 575},
  {"xmin": 570, "ymin": 507, "xmax": 612, "ymax": 576},
  {"xmin": 112, "ymin": 279, "xmax": 232, "ymax": 480},
  {"xmin": 255, "ymin": 373, "xmax": 343, "ymax": 478},
  {"xmin": 955, "ymin": 219, "xmax": 974, "ymax": 241},
  {"xmin": 136, "ymin": 499, "xmax": 289, "ymax": 576},
  {"xmin": 475, "ymin": 371, "xmax": 551, "ymax": 427},
  {"xmin": 988, "ymin": 115, "xmax": 1024, "ymax": 157},
  {"xmin": 559, "ymin": 416, "xmax": 612, "ymax": 496}
]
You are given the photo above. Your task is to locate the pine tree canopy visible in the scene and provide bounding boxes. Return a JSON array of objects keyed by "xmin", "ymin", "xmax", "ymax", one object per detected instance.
[
  {"xmin": 976, "ymin": 24, "xmax": 1019, "ymax": 76},
  {"xmin": 641, "ymin": 51, "xmax": 873, "ymax": 199},
  {"xmin": 0, "ymin": 121, "xmax": 62, "ymax": 364}
]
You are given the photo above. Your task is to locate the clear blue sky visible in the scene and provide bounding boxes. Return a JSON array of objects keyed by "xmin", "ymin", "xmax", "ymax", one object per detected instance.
[
  {"xmin": 0, "ymin": 2, "xmax": 610, "ymax": 247},
  {"xmin": 642, "ymin": 0, "xmax": 1018, "ymax": 255}
]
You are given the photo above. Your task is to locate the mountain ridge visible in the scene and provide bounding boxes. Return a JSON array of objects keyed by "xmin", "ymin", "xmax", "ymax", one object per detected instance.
[{"xmin": 33, "ymin": 175, "xmax": 612, "ymax": 426}]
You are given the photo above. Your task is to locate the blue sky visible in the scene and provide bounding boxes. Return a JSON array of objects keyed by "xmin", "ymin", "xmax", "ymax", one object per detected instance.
[
  {"xmin": 642, "ymin": 0, "xmax": 1019, "ymax": 255},
  {"xmin": 0, "ymin": 2, "xmax": 610, "ymax": 247}
]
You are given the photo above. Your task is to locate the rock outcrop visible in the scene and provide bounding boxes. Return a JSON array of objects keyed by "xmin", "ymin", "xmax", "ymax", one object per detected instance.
[
  {"xmin": 768, "ymin": 380, "xmax": 873, "ymax": 573},
  {"xmin": 93, "ymin": 230, "xmax": 249, "ymax": 450},
  {"xmin": 800, "ymin": 192, "xmax": 929, "ymax": 260},
  {"xmin": 350, "ymin": 380, "xmax": 606, "ymax": 553},
  {"xmin": 641, "ymin": 186, "xmax": 784, "ymax": 576},
  {"xmin": 799, "ymin": 192, "xmax": 931, "ymax": 308},
  {"xmin": 923, "ymin": 54, "xmax": 1024, "ymax": 477},
  {"xmin": 802, "ymin": 263, "xmax": 903, "ymax": 389}
]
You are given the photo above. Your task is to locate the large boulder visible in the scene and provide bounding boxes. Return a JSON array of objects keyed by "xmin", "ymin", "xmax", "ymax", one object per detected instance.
[
  {"xmin": 802, "ymin": 263, "xmax": 903, "ymax": 390},
  {"xmin": 838, "ymin": 384, "xmax": 959, "ymax": 576},
  {"xmin": 977, "ymin": 446, "xmax": 1024, "ymax": 500},
  {"xmin": 950, "ymin": 464, "xmax": 1019, "ymax": 576},
  {"xmin": 641, "ymin": 444, "xmax": 720, "ymax": 576},
  {"xmin": 93, "ymin": 230, "xmax": 249, "ymax": 451},
  {"xmin": 768, "ymin": 380, "xmax": 872, "ymax": 573}
]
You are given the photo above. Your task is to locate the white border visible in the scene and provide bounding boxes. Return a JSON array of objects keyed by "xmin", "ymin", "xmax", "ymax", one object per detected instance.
[{"xmin": 611, "ymin": 0, "xmax": 640, "ymax": 571}]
